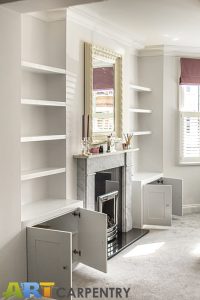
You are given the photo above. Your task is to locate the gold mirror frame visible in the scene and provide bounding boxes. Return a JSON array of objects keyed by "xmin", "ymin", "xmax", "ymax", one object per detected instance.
[{"xmin": 84, "ymin": 42, "xmax": 123, "ymax": 144}]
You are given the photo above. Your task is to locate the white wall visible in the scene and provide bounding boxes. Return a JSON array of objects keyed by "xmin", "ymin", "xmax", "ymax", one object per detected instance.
[
  {"xmin": 0, "ymin": 6, "xmax": 26, "ymax": 295},
  {"xmin": 163, "ymin": 55, "xmax": 200, "ymax": 208},
  {"xmin": 66, "ymin": 11, "xmax": 138, "ymax": 198},
  {"xmin": 137, "ymin": 55, "xmax": 164, "ymax": 172}
]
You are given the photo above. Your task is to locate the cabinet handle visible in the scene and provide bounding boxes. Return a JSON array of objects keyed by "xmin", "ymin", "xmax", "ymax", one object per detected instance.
[
  {"xmin": 63, "ymin": 266, "xmax": 67, "ymax": 270},
  {"xmin": 73, "ymin": 249, "xmax": 81, "ymax": 256}
]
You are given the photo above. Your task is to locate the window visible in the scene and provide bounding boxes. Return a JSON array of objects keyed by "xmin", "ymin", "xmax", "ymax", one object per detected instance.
[{"xmin": 180, "ymin": 85, "xmax": 200, "ymax": 163}]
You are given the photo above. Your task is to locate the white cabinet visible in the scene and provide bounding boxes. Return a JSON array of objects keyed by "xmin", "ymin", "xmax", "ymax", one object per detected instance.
[
  {"xmin": 27, "ymin": 208, "xmax": 107, "ymax": 295},
  {"xmin": 144, "ymin": 181, "xmax": 172, "ymax": 226},
  {"xmin": 132, "ymin": 173, "xmax": 183, "ymax": 228}
]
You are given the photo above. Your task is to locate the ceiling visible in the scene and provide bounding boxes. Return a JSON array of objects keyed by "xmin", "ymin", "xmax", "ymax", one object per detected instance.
[
  {"xmin": 77, "ymin": 0, "xmax": 200, "ymax": 47},
  {"xmin": 2, "ymin": 0, "xmax": 105, "ymax": 13}
]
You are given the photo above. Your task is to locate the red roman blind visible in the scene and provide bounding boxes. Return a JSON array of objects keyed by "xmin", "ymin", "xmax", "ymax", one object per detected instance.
[
  {"xmin": 180, "ymin": 58, "xmax": 200, "ymax": 85},
  {"xmin": 93, "ymin": 67, "xmax": 114, "ymax": 90}
]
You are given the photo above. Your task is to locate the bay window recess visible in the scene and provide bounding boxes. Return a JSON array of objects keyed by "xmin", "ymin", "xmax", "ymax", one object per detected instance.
[{"xmin": 179, "ymin": 58, "xmax": 200, "ymax": 164}]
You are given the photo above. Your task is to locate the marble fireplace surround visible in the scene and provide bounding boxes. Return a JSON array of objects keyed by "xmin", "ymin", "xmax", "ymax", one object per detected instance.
[{"xmin": 74, "ymin": 149, "xmax": 138, "ymax": 232}]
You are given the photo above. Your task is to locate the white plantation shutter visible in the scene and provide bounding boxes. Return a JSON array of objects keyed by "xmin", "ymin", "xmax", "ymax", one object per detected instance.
[{"xmin": 180, "ymin": 112, "xmax": 200, "ymax": 162}]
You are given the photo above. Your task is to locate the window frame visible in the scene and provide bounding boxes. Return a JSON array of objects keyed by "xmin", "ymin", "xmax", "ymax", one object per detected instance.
[{"xmin": 179, "ymin": 85, "xmax": 200, "ymax": 165}]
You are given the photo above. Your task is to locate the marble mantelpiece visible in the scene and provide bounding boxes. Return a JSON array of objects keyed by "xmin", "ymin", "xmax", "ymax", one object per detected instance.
[{"xmin": 74, "ymin": 149, "xmax": 138, "ymax": 232}]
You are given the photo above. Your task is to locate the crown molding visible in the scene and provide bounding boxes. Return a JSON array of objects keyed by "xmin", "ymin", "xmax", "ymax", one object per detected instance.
[
  {"xmin": 139, "ymin": 45, "xmax": 200, "ymax": 58},
  {"xmin": 29, "ymin": 9, "xmax": 67, "ymax": 22},
  {"xmin": 67, "ymin": 7, "xmax": 144, "ymax": 54}
]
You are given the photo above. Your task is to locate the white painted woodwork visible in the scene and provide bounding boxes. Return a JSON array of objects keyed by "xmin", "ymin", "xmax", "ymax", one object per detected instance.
[
  {"xmin": 27, "ymin": 227, "xmax": 72, "ymax": 293},
  {"xmin": 20, "ymin": 12, "xmax": 67, "ymax": 224},
  {"xmin": 21, "ymin": 135, "xmax": 66, "ymax": 142},
  {"xmin": 22, "ymin": 199, "xmax": 83, "ymax": 227},
  {"xmin": 132, "ymin": 173, "xmax": 163, "ymax": 228},
  {"xmin": 21, "ymin": 172, "xmax": 66, "ymax": 206},
  {"xmin": 129, "ymin": 108, "xmax": 152, "ymax": 113},
  {"xmin": 132, "ymin": 131, "xmax": 152, "ymax": 136},
  {"xmin": 27, "ymin": 208, "xmax": 107, "ymax": 293},
  {"xmin": 21, "ymin": 167, "xmax": 66, "ymax": 181},
  {"xmin": 130, "ymin": 84, "xmax": 152, "ymax": 92},
  {"xmin": 0, "ymin": 7, "xmax": 26, "ymax": 294},
  {"xmin": 132, "ymin": 173, "xmax": 183, "ymax": 228},
  {"xmin": 129, "ymin": 83, "xmax": 152, "ymax": 140},
  {"xmin": 21, "ymin": 71, "xmax": 66, "ymax": 102},
  {"xmin": 164, "ymin": 178, "xmax": 183, "ymax": 216},
  {"xmin": 143, "ymin": 184, "xmax": 172, "ymax": 226},
  {"xmin": 21, "ymin": 99, "xmax": 66, "ymax": 107},
  {"xmin": 132, "ymin": 172, "xmax": 163, "ymax": 184},
  {"xmin": 22, "ymin": 61, "xmax": 66, "ymax": 74},
  {"xmin": 21, "ymin": 105, "xmax": 66, "ymax": 137},
  {"xmin": 21, "ymin": 140, "xmax": 66, "ymax": 174},
  {"xmin": 78, "ymin": 208, "xmax": 107, "ymax": 273}
]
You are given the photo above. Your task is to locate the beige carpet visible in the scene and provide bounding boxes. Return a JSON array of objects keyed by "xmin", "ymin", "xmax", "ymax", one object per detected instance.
[{"xmin": 73, "ymin": 214, "xmax": 200, "ymax": 300}]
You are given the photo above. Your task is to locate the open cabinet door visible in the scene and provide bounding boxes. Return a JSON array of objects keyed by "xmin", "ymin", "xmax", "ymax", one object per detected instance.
[
  {"xmin": 164, "ymin": 178, "xmax": 183, "ymax": 216},
  {"xmin": 78, "ymin": 208, "xmax": 107, "ymax": 273},
  {"xmin": 27, "ymin": 227, "xmax": 72, "ymax": 297},
  {"xmin": 143, "ymin": 184, "xmax": 172, "ymax": 226}
]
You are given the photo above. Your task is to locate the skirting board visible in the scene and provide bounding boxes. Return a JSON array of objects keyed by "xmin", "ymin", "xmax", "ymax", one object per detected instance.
[{"xmin": 183, "ymin": 204, "xmax": 200, "ymax": 215}]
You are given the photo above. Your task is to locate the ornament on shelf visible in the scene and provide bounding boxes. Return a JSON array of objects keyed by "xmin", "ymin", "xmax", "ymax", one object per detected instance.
[
  {"xmin": 123, "ymin": 133, "xmax": 133, "ymax": 149},
  {"xmin": 81, "ymin": 114, "xmax": 91, "ymax": 156}
]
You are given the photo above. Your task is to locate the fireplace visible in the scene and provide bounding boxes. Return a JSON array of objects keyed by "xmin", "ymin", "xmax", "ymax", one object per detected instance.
[
  {"xmin": 75, "ymin": 150, "xmax": 149, "ymax": 259},
  {"xmin": 98, "ymin": 191, "xmax": 118, "ymax": 242}
]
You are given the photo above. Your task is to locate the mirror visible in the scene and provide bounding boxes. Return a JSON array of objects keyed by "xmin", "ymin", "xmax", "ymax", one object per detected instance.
[{"xmin": 84, "ymin": 42, "xmax": 123, "ymax": 144}]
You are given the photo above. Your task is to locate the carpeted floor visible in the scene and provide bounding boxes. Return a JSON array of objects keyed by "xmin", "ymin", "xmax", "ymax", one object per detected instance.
[{"xmin": 73, "ymin": 214, "xmax": 200, "ymax": 300}]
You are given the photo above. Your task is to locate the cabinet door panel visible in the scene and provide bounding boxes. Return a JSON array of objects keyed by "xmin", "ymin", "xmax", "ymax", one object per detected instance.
[
  {"xmin": 27, "ymin": 227, "xmax": 72, "ymax": 292},
  {"xmin": 78, "ymin": 208, "xmax": 107, "ymax": 273},
  {"xmin": 164, "ymin": 178, "xmax": 183, "ymax": 216},
  {"xmin": 144, "ymin": 184, "xmax": 172, "ymax": 226}
]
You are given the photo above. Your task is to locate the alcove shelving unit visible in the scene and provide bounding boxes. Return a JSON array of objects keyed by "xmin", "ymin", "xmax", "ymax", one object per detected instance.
[
  {"xmin": 20, "ymin": 11, "xmax": 78, "ymax": 226},
  {"xmin": 129, "ymin": 83, "xmax": 152, "ymax": 136}
]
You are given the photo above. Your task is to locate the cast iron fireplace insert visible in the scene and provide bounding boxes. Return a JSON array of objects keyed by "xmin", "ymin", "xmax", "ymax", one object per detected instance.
[
  {"xmin": 95, "ymin": 169, "xmax": 148, "ymax": 259},
  {"xmin": 98, "ymin": 191, "xmax": 119, "ymax": 243}
]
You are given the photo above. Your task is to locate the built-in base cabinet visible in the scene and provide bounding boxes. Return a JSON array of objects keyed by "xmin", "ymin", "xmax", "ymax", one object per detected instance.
[
  {"xmin": 132, "ymin": 174, "xmax": 183, "ymax": 228},
  {"xmin": 144, "ymin": 180, "xmax": 172, "ymax": 226},
  {"xmin": 143, "ymin": 177, "xmax": 183, "ymax": 226},
  {"xmin": 27, "ymin": 208, "xmax": 107, "ymax": 298}
]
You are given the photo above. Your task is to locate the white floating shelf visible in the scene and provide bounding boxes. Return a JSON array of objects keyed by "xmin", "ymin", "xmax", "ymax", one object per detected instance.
[
  {"xmin": 21, "ymin": 198, "xmax": 83, "ymax": 227},
  {"xmin": 21, "ymin": 99, "xmax": 66, "ymax": 107},
  {"xmin": 129, "ymin": 108, "xmax": 152, "ymax": 113},
  {"xmin": 21, "ymin": 135, "xmax": 66, "ymax": 142},
  {"xmin": 21, "ymin": 167, "xmax": 66, "ymax": 181},
  {"xmin": 132, "ymin": 131, "xmax": 152, "ymax": 136},
  {"xmin": 130, "ymin": 84, "xmax": 152, "ymax": 92},
  {"xmin": 21, "ymin": 61, "xmax": 66, "ymax": 75}
]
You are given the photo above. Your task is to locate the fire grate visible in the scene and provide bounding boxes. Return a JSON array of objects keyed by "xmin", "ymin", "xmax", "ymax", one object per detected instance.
[{"xmin": 98, "ymin": 191, "xmax": 118, "ymax": 243}]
